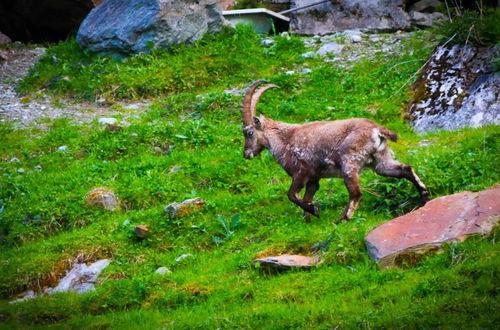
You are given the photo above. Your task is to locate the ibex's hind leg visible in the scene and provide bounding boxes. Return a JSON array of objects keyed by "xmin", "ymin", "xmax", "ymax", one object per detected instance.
[
  {"xmin": 373, "ymin": 149, "xmax": 429, "ymax": 204},
  {"xmin": 303, "ymin": 180, "xmax": 320, "ymax": 223},
  {"xmin": 336, "ymin": 168, "xmax": 362, "ymax": 223}
]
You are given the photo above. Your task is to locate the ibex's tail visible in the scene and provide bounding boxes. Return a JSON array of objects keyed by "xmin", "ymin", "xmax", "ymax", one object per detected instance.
[{"xmin": 379, "ymin": 126, "xmax": 398, "ymax": 142}]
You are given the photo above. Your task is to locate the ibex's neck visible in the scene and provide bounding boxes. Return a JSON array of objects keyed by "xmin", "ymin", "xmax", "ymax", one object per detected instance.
[{"xmin": 262, "ymin": 118, "xmax": 298, "ymax": 171}]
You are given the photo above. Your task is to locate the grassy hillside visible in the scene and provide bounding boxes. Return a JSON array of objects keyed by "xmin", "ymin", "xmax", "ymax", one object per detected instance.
[{"xmin": 0, "ymin": 26, "xmax": 499, "ymax": 328}]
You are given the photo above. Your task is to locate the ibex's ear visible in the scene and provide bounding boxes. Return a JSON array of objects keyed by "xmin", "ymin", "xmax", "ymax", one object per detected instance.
[{"xmin": 253, "ymin": 116, "xmax": 263, "ymax": 130}]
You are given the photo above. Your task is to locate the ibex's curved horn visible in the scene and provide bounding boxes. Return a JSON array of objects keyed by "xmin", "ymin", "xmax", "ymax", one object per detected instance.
[
  {"xmin": 241, "ymin": 80, "xmax": 267, "ymax": 126},
  {"xmin": 250, "ymin": 84, "xmax": 279, "ymax": 118}
]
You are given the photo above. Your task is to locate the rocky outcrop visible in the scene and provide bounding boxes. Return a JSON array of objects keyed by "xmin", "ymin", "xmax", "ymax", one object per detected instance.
[
  {"xmin": 408, "ymin": 44, "xmax": 499, "ymax": 133},
  {"xmin": 365, "ymin": 186, "xmax": 500, "ymax": 268},
  {"xmin": 77, "ymin": 0, "xmax": 224, "ymax": 58},
  {"xmin": 290, "ymin": 0, "xmax": 410, "ymax": 35}
]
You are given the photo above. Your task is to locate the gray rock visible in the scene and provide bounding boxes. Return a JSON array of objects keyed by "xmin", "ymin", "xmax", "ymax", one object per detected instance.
[
  {"xmin": 224, "ymin": 87, "xmax": 245, "ymax": 96},
  {"xmin": 350, "ymin": 34, "xmax": 362, "ymax": 43},
  {"xmin": 175, "ymin": 253, "xmax": 192, "ymax": 262},
  {"xmin": 86, "ymin": 187, "xmax": 120, "ymax": 211},
  {"xmin": 409, "ymin": 11, "xmax": 445, "ymax": 28},
  {"xmin": 300, "ymin": 51, "xmax": 317, "ymax": 59},
  {"xmin": 408, "ymin": 45, "xmax": 500, "ymax": 133},
  {"xmin": 0, "ymin": 31, "xmax": 11, "ymax": 45},
  {"xmin": 290, "ymin": 0, "xmax": 410, "ymax": 35},
  {"xmin": 50, "ymin": 259, "xmax": 111, "ymax": 294},
  {"xmin": 58, "ymin": 145, "xmax": 68, "ymax": 151},
  {"xmin": 9, "ymin": 290, "xmax": 36, "ymax": 304},
  {"xmin": 77, "ymin": 0, "xmax": 224, "ymax": 57},
  {"xmin": 155, "ymin": 266, "xmax": 171, "ymax": 274},
  {"xmin": 410, "ymin": 0, "xmax": 443, "ymax": 13},
  {"xmin": 164, "ymin": 197, "xmax": 206, "ymax": 218},
  {"xmin": 317, "ymin": 42, "xmax": 344, "ymax": 57},
  {"xmin": 261, "ymin": 38, "xmax": 274, "ymax": 46},
  {"xmin": 253, "ymin": 254, "xmax": 320, "ymax": 271},
  {"xmin": 98, "ymin": 117, "xmax": 118, "ymax": 125}
]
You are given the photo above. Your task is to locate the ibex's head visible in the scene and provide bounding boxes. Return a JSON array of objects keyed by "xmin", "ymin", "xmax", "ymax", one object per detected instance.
[{"xmin": 241, "ymin": 80, "xmax": 279, "ymax": 159}]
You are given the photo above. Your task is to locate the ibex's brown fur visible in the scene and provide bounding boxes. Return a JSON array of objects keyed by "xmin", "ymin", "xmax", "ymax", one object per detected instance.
[{"xmin": 241, "ymin": 80, "xmax": 429, "ymax": 223}]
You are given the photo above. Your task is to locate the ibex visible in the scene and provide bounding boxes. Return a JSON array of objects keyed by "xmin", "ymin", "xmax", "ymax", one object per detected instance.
[{"xmin": 241, "ymin": 80, "xmax": 429, "ymax": 223}]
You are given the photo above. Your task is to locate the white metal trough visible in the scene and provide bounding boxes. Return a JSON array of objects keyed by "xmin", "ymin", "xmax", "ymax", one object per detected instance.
[{"xmin": 222, "ymin": 8, "xmax": 290, "ymax": 34}]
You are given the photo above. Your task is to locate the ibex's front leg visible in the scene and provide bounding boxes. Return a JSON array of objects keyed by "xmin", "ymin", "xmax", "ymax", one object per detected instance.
[
  {"xmin": 303, "ymin": 180, "xmax": 320, "ymax": 223},
  {"xmin": 287, "ymin": 172, "xmax": 319, "ymax": 218}
]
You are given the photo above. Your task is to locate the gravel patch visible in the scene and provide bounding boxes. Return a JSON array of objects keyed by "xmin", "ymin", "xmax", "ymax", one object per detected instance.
[{"xmin": 0, "ymin": 47, "xmax": 148, "ymax": 128}]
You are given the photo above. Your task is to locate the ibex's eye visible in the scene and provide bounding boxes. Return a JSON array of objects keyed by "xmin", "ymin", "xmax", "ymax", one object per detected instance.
[{"xmin": 247, "ymin": 131, "xmax": 254, "ymax": 137}]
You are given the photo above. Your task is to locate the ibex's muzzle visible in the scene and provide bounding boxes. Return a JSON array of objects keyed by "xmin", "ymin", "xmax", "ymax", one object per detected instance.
[{"xmin": 244, "ymin": 150, "xmax": 254, "ymax": 159}]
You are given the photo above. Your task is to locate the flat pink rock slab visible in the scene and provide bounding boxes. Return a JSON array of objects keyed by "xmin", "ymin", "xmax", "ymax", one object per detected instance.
[
  {"xmin": 253, "ymin": 254, "xmax": 320, "ymax": 271},
  {"xmin": 365, "ymin": 185, "xmax": 500, "ymax": 267}
]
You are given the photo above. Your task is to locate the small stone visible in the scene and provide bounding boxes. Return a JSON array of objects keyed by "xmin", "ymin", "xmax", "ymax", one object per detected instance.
[
  {"xmin": 50, "ymin": 259, "xmax": 111, "ymax": 294},
  {"xmin": 17, "ymin": 168, "xmax": 25, "ymax": 174},
  {"xmin": 301, "ymin": 68, "xmax": 312, "ymax": 75},
  {"xmin": 175, "ymin": 254, "xmax": 192, "ymax": 262},
  {"xmin": 418, "ymin": 139, "xmax": 433, "ymax": 147},
  {"xmin": 224, "ymin": 87, "xmax": 245, "ymax": 97},
  {"xmin": 134, "ymin": 225, "xmax": 149, "ymax": 238},
  {"xmin": 98, "ymin": 117, "xmax": 118, "ymax": 125},
  {"xmin": 130, "ymin": 133, "xmax": 139, "ymax": 137},
  {"xmin": 58, "ymin": 145, "xmax": 68, "ymax": 151},
  {"xmin": 285, "ymin": 70, "xmax": 295, "ymax": 75},
  {"xmin": 168, "ymin": 166, "xmax": 182, "ymax": 173},
  {"xmin": 155, "ymin": 267, "xmax": 171, "ymax": 274},
  {"xmin": 164, "ymin": 198, "xmax": 206, "ymax": 218},
  {"xmin": 300, "ymin": 51, "xmax": 317, "ymax": 59},
  {"xmin": 105, "ymin": 124, "xmax": 123, "ymax": 131},
  {"xmin": 350, "ymin": 35, "xmax": 362, "ymax": 43},
  {"xmin": 253, "ymin": 254, "xmax": 320, "ymax": 271},
  {"xmin": 9, "ymin": 157, "xmax": 19, "ymax": 162},
  {"xmin": 9, "ymin": 290, "xmax": 36, "ymax": 304},
  {"xmin": 261, "ymin": 39, "xmax": 274, "ymax": 46},
  {"xmin": 34, "ymin": 164, "xmax": 42, "ymax": 170},
  {"xmin": 317, "ymin": 43, "xmax": 345, "ymax": 57},
  {"xmin": 86, "ymin": 187, "xmax": 120, "ymax": 211}
]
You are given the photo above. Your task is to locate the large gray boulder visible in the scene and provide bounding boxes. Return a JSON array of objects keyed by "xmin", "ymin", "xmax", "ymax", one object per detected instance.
[
  {"xmin": 290, "ymin": 0, "xmax": 410, "ymax": 35},
  {"xmin": 408, "ymin": 44, "xmax": 499, "ymax": 133},
  {"xmin": 77, "ymin": 0, "xmax": 224, "ymax": 58}
]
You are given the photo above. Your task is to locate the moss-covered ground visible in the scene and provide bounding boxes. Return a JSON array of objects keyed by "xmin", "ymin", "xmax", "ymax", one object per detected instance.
[{"xmin": 0, "ymin": 26, "xmax": 499, "ymax": 329}]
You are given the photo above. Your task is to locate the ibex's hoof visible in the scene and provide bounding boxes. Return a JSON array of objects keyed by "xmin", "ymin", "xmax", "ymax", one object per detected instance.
[
  {"xmin": 421, "ymin": 192, "xmax": 430, "ymax": 205},
  {"xmin": 312, "ymin": 205, "xmax": 319, "ymax": 218},
  {"xmin": 333, "ymin": 216, "xmax": 349, "ymax": 224},
  {"xmin": 304, "ymin": 212, "xmax": 311, "ymax": 223}
]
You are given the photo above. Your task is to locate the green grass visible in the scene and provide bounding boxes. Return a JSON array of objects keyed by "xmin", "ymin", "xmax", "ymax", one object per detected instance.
[{"xmin": 1, "ymin": 27, "xmax": 499, "ymax": 328}]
